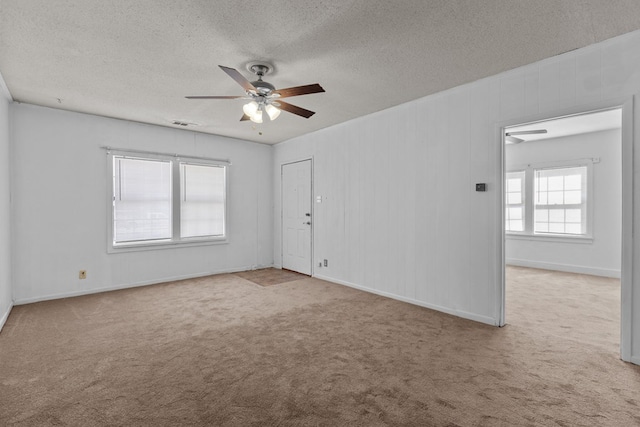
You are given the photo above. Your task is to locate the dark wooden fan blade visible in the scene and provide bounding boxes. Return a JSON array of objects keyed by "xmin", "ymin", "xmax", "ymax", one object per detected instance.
[
  {"xmin": 275, "ymin": 83, "xmax": 325, "ymax": 98},
  {"xmin": 240, "ymin": 114, "xmax": 250, "ymax": 121},
  {"xmin": 219, "ymin": 65, "xmax": 256, "ymax": 92},
  {"xmin": 185, "ymin": 95, "xmax": 243, "ymax": 99},
  {"xmin": 276, "ymin": 101, "xmax": 316, "ymax": 118}
]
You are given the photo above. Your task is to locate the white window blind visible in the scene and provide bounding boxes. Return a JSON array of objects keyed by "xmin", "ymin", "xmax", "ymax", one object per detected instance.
[
  {"xmin": 113, "ymin": 157, "xmax": 172, "ymax": 244},
  {"xmin": 109, "ymin": 150, "xmax": 228, "ymax": 250},
  {"xmin": 180, "ymin": 163, "xmax": 226, "ymax": 238},
  {"xmin": 534, "ymin": 166, "xmax": 587, "ymax": 235},
  {"xmin": 505, "ymin": 171, "xmax": 525, "ymax": 232}
]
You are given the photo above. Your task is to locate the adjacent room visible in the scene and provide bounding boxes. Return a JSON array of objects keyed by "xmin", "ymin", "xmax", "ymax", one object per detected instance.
[
  {"xmin": 504, "ymin": 109, "xmax": 623, "ymax": 354},
  {"xmin": 2, "ymin": 2, "xmax": 640, "ymax": 425}
]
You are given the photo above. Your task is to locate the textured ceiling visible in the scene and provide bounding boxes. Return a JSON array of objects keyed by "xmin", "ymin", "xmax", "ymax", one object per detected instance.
[{"xmin": 1, "ymin": 1, "xmax": 640, "ymax": 144}]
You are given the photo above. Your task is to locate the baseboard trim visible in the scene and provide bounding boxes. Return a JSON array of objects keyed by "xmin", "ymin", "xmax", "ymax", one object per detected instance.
[
  {"xmin": 313, "ymin": 274, "xmax": 498, "ymax": 327},
  {"xmin": 13, "ymin": 265, "xmax": 270, "ymax": 306},
  {"xmin": 506, "ymin": 258, "xmax": 621, "ymax": 278},
  {"xmin": 0, "ymin": 303, "xmax": 13, "ymax": 332}
]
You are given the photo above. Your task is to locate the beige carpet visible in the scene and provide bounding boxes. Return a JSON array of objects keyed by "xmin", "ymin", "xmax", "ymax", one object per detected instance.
[
  {"xmin": 506, "ymin": 266, "xmax": 621, "ymax": 353},
  {"xmin": 1, "ymin": 267, "xmax": 639, "ymax": 426}
]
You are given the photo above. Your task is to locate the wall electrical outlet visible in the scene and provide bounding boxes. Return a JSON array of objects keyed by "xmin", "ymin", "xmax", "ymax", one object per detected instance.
[
  {"xmin": 79, "ymin": 270, "xmax": 87, "ymax": 279},
  {"xmin": 323, "ymin": 259, "xmax": 328, "ymax": 267}
]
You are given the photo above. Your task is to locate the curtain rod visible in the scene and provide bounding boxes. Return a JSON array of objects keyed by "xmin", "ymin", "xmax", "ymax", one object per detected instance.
[{"xmin": 100, "ymin": 146, "xmax": 231, "ymax": 165}]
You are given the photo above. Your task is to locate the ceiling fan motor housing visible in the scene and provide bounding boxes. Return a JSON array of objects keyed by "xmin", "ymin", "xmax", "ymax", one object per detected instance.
[{"xmin": 251, "ymin": 80, "xmax": 275, "ymax": 95}]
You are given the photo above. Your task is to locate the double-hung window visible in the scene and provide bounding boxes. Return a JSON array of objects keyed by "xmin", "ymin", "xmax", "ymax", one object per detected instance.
[
  {"xmin": 109, "ymin": 150, "xmax": 228, "ymax": 250},
  {"xmin": 506, "ymin": 160, "xmax": 592, "ymax": 239},
  {"xmin": 533, "ymin": 166, "xmax": 587, "ymax": 235}
]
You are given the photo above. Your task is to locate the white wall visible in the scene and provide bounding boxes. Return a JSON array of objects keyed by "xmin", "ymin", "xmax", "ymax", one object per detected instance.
[
  {"xmin": 273, "ymin": 30, "xmax": 640, "ymax": 361},
  {"xmin": 506, "ymin": 129, "xmax": 622, "ymax": 277},
  {"xmin": 274, "ymin": 91, "xmax": 497, "ymax": 325},
  {"xmin": 0, "ymin": 74, "xmax": 12, "ymax": 330},
  {"xmin": 11, "ymin": 104, "xmax": 273, "ymax": 303}
]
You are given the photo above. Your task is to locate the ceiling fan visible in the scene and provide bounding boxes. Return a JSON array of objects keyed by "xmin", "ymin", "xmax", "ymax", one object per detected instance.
[
  {"xmin": 186, "ymin": 63, "xmax": 325, "ymax": 123},
  {"xmin": 505, "ymin": 129, "xmax": 547, "ymax": 144}
]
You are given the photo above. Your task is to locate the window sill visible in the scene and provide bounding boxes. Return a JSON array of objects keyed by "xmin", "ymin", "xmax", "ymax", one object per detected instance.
[
  {"xmin": 506, "ymin": 233, "xmax": 593, "ymax": 244},
  {"xmin": 108, "ymin": 237, "xmax": 228, "ymax": 253}
]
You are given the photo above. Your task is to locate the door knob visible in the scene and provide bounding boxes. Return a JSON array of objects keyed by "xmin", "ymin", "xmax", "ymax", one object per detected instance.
[
  {"xmin": 304, "ymin": 221, "xmax": 311, "ymax": 225},
  {"xmin": 305, "ymin": 213, "xmax": 311, "ymax": 217}
]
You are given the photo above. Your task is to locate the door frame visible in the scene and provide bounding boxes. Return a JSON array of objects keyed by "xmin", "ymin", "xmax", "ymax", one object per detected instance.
[
  {"xmin": 495, "ymin": 96, "xmax": 634, "ymax": 363},
  {"xmin": 280, "ymin": 157, "xmax": 314, "ymax": 275}
]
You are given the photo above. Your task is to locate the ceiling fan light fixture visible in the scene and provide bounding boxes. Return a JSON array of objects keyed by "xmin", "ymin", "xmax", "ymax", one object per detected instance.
[
  {"xmin": 243, "ymin": 101, "xmax": 259, "ymax": 117},
  {"xmin": 250, "ymin": 108, "xmax": 263, "ymax": 124},
  {"xmin": 265, "ymin": 104, "xmax": 281, "ymax": 121}
]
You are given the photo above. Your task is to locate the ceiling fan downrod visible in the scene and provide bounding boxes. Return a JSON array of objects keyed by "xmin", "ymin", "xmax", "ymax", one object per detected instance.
[{"xmin": 248, "ymin": 64, "xmax": 276, "ymax": 96}]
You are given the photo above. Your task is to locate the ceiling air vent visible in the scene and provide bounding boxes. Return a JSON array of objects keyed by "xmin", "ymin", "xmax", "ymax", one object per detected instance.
[{"xmin": 171, "ymin": 120, "xmax": 199, "ymax": 127}]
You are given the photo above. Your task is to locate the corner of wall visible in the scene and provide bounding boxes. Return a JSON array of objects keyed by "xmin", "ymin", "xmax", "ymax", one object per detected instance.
[
  {"xmin": 0, "ymin": 68, "xmax": 14, "ymax": 332},
  {"xmin": 0, "ymin": 69, "xmax": 13, "ymax": 103},
  {"xmin": 0, "ymin": 303, "xmax": 13, "ymax": 332}
]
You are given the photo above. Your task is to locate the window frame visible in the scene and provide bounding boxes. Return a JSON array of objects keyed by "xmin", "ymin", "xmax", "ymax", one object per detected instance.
[
  {"xmin": 533, "ymin": 165, "xmax": 588, "ymax": 236},
  {"xmin": 505, "ymin": 170, "xmax": 526, "ymax": 233},
  {"xmin": 506, "ymin": 158, "xmax": 595, "ymax": 242},
  {"xmin": 107, "ymin": 150, "xmax": 229, "ymax": 253}
]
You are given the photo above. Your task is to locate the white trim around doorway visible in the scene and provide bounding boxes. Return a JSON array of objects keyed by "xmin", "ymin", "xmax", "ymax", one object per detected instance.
[{"xmin": 495, "ymin": 96, "xmax": 634, "ymax": 363}]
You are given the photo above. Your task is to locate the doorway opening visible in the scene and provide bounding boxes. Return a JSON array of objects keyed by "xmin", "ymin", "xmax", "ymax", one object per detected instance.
[{"xmin": 502, "ymin": 108, "xmax": 623, "ymax": 356}]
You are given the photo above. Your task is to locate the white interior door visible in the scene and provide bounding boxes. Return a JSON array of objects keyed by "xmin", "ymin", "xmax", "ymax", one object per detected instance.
[{"xmin": 282, "ymin": 160, "xmax": 312, "ymax": 275}]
